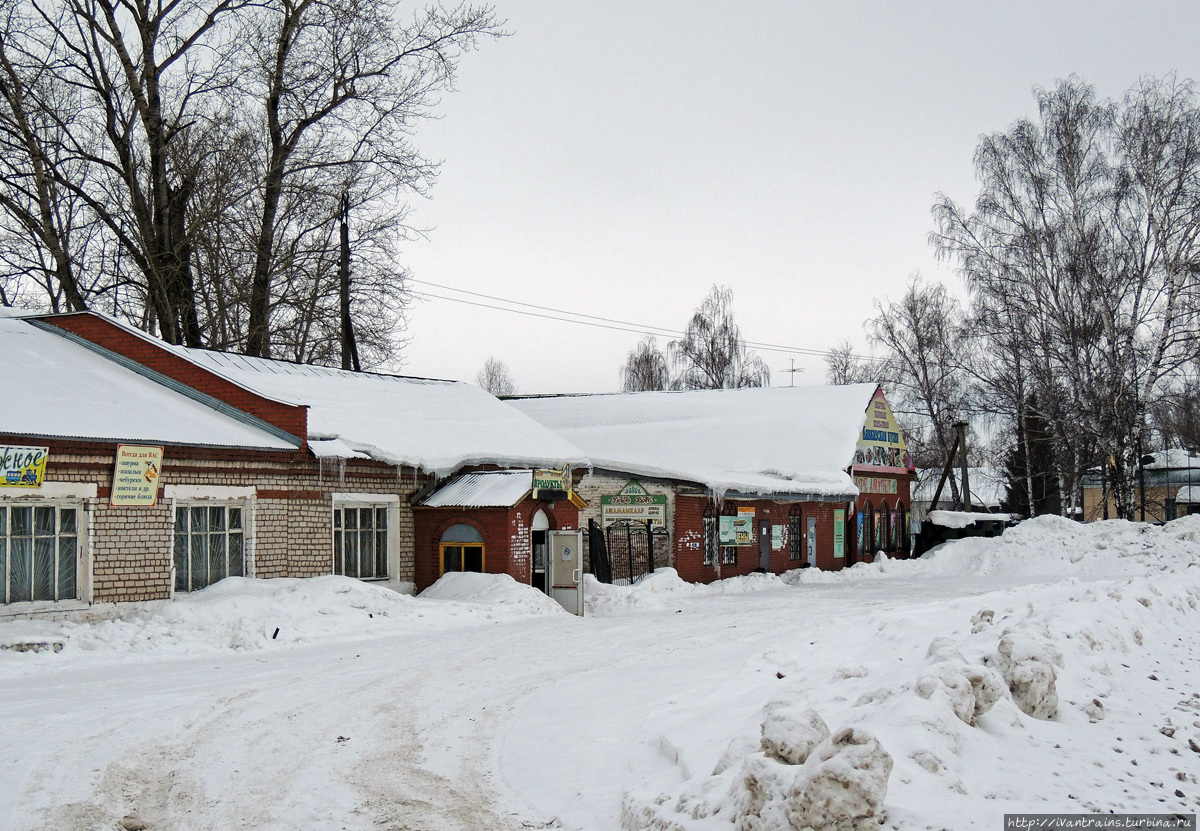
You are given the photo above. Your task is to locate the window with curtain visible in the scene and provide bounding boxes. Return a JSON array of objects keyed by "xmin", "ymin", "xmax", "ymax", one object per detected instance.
[
  {"xmin": 1, "ymin": 503, "xmax": 79, "ymax": 603},
  {"xmin": 173, "ymin": 503, "xmax": 245, "ymax": 592}
]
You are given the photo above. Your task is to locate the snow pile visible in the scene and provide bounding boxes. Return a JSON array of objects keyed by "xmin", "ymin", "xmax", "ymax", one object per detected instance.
[
  {"xmin": 0, "ymin": 574, "xmax": 571, "ymax": 665},
  {"xmin": 420, "ymin": 571, "xmax": 566, "ymax": 616},
  {"xmin": 585, "ymin": 568, "xmax": 798, "ymax": 616},
  {"xmin": 927, "ymin": 510, "xmax": 1011, "ymax": 528},
  {"xmin": 623, "ymin": 706, "xmax": 894, "ymax": 831},
  {"xmin": 790, "ymin": 514, "xmax": 1200, "ymax": 584}
]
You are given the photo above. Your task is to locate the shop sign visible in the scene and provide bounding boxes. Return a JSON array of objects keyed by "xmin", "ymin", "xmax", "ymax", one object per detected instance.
[
  {"xmin": 853, "ymin": 389, "xmax": 911, "ymax": 473},
  {"xmin": 110, "ymin": 444, "xmax": 163, "ymax": 507},
  {"xmin": 0, "ymin": 445, "xmax": 48, "ymax": 488},
  {"xmin": 834, "ymin": 509, "xmax": 845, "ymax": 558},
  {"xmin": 717, "ymin": 508, "xmax": 754, "ymax": 546},
  {"xmin": 855, "ymin": 476, "xmax": 898, "ymax": 495},
  {"xmin": 601, "ymin": 484, "xmax": 667, "ymax": 529},
  {"xmin": 532, "ymin": 465, "xmax": 571, "ymax": 497}
]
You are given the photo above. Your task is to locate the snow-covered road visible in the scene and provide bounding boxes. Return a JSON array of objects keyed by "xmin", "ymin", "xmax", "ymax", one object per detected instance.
[{"xmin": 2, "ymin": 517, "xmax": 1199, "ymax": 830}]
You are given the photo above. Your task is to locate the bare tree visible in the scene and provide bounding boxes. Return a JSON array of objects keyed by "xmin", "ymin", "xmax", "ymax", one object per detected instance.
[
  {"xmin": 932, "ymin": 76, "xmax": 1200, "ymax": 519},
  {"xmin": 620, "ymin": 335, "xmax": 670, "ymax": 391},
  {"xmin": 823, "ymin": 339, "xmax": 876, "ymax": 385},
  {"xmin": 0, "ymin": 0, "xmax": 499, "ymax": 366},
  {"xmin": 669, "ymin": 285, "xmax": 770, "ymax": 390},
  {"xmin": 477, "ymin": 356, "xmax": 516, "ymax": 397},
  {"xmin": 867, "ymin": 278, "xmax": 972, "ymax": 487}
]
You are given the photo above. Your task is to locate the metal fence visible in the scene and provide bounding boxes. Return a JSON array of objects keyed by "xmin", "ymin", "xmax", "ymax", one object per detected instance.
[{"xmin": 587, "ymin": 519, "xmax": 669, "ymax": 585}]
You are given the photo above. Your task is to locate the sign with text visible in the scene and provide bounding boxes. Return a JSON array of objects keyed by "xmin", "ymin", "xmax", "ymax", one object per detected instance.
[
  {"xmin": 855, "ymin": 476, "xmax": 898, "ymax": 495},
  {"xmin": 110, "ymin": 445, "xmax": 163, "ymax": 507},
  {"xmin": 0, "ymin": 445, "xmax": 48, "ymax": 488},
  {"xmin": 834, "ymin": 509, "xmax": 845, "ymax": 558},
  {"xmin": 771, "ymin": 524, "xmax": 784, "ymax": 550},
  {"xmin": 853, "ymin": 388, "xmax": 911, "ymax": 473},
  {"xmin": 532, "ymin": 465, "xmax": 570, "ymax": 497},
  {"xmin": 601, "ymin": 484, "xmax": 667, "ymax": 529}
]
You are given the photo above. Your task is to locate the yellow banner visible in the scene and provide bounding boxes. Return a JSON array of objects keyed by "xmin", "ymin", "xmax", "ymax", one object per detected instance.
[{"xmin": 0, "ymin": 445, "xmax": 48, "ymax": 488}]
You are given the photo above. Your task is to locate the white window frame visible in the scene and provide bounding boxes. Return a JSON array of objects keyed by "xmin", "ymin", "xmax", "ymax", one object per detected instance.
[
  {"xmin": 166, "ymin": 485, "xmax": 255, "ymax": 596},
  {"xmin": 332, "ymin": 493, "xmax": 400, "ymax": 581},
  {"xmin": 0, "ymin": 495, "xmax": 89, "ymax": 605}
]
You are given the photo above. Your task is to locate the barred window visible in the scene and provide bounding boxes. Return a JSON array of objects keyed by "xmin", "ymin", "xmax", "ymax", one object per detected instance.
[
  {"xmin": 333, "ymin": 504, "xmax": 389, "ymax": 579},
  {"xmin": 788, "ymin": 510, "xmax": 803, "ymax": 561},
  {"xmin": 721, "ymin": 544, "xmax": 737, "ymax": 566},
  {"xmin": 702, "ymin": 512, "xmax": 717, "ymax": 566},
  {"xmin": 174, "ymin": 503, "xmax": 245, "ymax": 593},
  {"xmin": 1, "ymin": 503, "xmax": 79, "ymax": 603}
]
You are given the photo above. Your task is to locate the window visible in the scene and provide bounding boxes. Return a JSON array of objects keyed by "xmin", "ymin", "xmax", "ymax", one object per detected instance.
[
  {"xmin": 880, "ymin": 504, "xmax": 892, "ymax": 550},
  {"xmin": 896, "ymin": 503, "xmax": 908, "ymax": 552},
  {"xmin": 440, "ymin": 523, "xmax": 484, "ymax": 575},
  {"xmin": 702, "ymin": 511, "xmax": 717, "ymax": 566},
  {"xmin": 333, "ymin": 505, "xmax": 389, "ymax": 579},
  {"xmin": 788, "ymin": 508, "xmax": 803, "ymax": 561},
  {"xmin": 1, "ymin": 503, "xmax": 79, "ymax": 603},
  {"xmin": 721, "ymin": 539, "xmax": 738, "ymax": 566},
  {"xmin": 173, "ymin": 504, "xmax": 245, "ymax": 593}
]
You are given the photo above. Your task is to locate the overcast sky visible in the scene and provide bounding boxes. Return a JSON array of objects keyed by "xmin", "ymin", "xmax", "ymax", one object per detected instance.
[{"xmin": 393, "ymin": 1, "xmax": 1200, "ymax": 393}]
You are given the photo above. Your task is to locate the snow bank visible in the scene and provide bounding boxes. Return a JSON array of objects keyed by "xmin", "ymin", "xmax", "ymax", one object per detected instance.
[
  {"xmin": 0, "ymin": 573, "xmax": 564, "ymax": 666},
  {"xmin": 419, "ymin": 571, "xmax": 565, "ymax": 615},
  {"xmin": 585, "ymin": 568, "xmax": 797, "ymax": 616},
  {"xmin": 790, "ymin": 514, "xmax": 1200, "ymax": 584},
  {"xmin": 927, "ymin": 510, "xmax": 1011, "ymax": 528}
]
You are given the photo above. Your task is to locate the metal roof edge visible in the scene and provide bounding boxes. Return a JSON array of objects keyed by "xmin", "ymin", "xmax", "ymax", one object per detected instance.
[{"xmin": 28, "ymin": 320, "xmax": 303, "ymax": 450}]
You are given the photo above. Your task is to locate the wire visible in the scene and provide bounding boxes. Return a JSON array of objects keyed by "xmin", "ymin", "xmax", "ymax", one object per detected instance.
[{"xmin": 409, "ymin": 278, "xmax": 885, "ymax": 362}]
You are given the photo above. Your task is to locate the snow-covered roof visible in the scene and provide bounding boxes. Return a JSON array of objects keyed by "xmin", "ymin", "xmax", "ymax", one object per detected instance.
[
  {"xmin": 914, "ymin": 467, "xmax": 1007, "ymax": 508},
  {"xmin": 419, "ymin": 470, "xmax": 533, "ymax": 508},
  {"xmin": 177, "ymin": 348, "xmax": 587, "ymax": 477},
  {"xmin": 1144, "ymin": 449, "xmax": 1200, "ymax": 470},
  {"xmin": 0, "ymin": 317, "xmax": 297, "ymax": 450},
  {"xmin": 928, "ymin": 510, "xmax": 1013, "ymax": 528},
  {"xmin": 1176, "ymin": 485, "xmax": 1200, "ymax": 504},
  {"xmin": 511, "ymin": 385, "xmax": 880, "ymax": 499}
]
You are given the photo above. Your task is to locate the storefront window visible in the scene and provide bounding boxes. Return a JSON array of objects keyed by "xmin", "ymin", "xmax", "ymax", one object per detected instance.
[
  {"xmin": 1, "ymin": 503, "xmax": 79, "ymax": 603},
  {"xmin": 173, "ymin": 503, "xmax": 245, "ymax": 592},
  {"xmin": 440, "ymin": 523, "xmax": 484, "ymax": 575},
  {"xmin": 788, "ymin": 509, "xmax": 803, "ymax": 561},
  {"xmin": 333, "ymin": 504, "xmax": 389, "ymax": 579}
]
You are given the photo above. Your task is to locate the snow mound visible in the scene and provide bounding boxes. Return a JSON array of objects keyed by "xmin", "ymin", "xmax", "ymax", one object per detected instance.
[
  {"xmin": 791, "ymin": 515, "xmax": 1200, "ymax": 584},
  {"xmin": 420, "ymin": 571, "xmax": 565, "ymax": 615}
]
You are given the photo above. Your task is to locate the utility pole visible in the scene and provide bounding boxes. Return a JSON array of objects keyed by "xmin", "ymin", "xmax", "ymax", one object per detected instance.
[
  {"xmin": 339, "ymin": 191, "xmax": 361, "ymax": 372},
  {"xmin": 784, "ymin": 359, "xmax": 804, "ymax": 387}
]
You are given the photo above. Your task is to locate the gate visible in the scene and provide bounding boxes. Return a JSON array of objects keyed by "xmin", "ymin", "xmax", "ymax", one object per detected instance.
[{"xmin": 601, "ymin": 519, "xmax": 670, "ymax": 585}]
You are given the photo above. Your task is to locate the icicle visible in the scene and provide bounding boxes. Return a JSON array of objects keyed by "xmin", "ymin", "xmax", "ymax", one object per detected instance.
[
  {"xmin": 318, "ymin": 455, "xmax": 325, "ymax": 484},
  {"xmin": 395, "ymin": 464, "xmax": 403, "ymax": 483},
  {"xmin": 337, "ymin": 458, "xmax": 346, "ymax": 486}
]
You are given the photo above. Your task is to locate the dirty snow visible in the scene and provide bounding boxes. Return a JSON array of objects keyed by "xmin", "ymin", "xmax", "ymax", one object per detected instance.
[{"xmin": 2, "ymin": 516, "xmax": 1200, "ymax": 830}]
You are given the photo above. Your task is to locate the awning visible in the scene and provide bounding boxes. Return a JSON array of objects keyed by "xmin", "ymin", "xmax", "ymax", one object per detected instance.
[{"xmin": 419, "ymin": 470, "xmax": 533, "ymax": 508}]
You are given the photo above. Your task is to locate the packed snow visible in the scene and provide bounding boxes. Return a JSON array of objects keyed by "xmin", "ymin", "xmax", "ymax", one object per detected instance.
[{"xmin": 2, "ymin": 516, "xmax": 1199, "ymax": 830}]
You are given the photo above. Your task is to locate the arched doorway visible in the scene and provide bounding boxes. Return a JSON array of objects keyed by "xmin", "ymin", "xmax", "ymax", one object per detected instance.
[
  {"xmin": 531, "ymin": 509, "xmax": 550, "ymax": 593},
  {"xmin": 440, "ymin": 522, "xmax": 484, "ymax": 575}
]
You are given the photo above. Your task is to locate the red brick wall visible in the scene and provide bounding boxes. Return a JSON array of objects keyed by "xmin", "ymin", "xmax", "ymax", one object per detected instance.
[
  {"xmin": 852, "ymin": 470, "xmax": 915, "ymax": 561},
  {"xmin": 37, "ymin": 313, "xmax": 308, "ymax": 443},
  {"xmin": 413, "ymin": 498, "xmax": 580, "ymax": 592},
  {"xmin": 672, "ymin": 495, "xmax": 848, "ymax": 583}
]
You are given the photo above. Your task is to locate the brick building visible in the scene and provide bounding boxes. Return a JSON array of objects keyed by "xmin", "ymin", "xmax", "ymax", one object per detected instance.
[
  {"xmin": 1, "ymin": 310, "xmax": 584, "ymax": 616},
  {"xmin": 513, "ymin": 384, "xmax": 915, "ymax": 583}
]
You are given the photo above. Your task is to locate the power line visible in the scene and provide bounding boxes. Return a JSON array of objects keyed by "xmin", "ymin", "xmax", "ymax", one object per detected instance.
[{"xmin": 408, "ymin": 278, "xmax": 884, "ymax": 362}]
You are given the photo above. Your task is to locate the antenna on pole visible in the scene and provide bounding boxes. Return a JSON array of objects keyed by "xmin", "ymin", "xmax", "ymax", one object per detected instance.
[{"xmin": 785, "ymin": 358, "xmax": 804, "ymax": 387}]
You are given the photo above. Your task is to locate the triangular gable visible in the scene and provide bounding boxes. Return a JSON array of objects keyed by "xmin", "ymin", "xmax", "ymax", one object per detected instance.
[{"xmin": 852, "ymin": 387, "xmax": 911, "ymax": 473}]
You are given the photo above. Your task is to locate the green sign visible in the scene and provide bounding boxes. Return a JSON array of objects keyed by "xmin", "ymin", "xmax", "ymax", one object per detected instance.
[{"xmin": 834, "ymin": 509, "xmax": 845, "ymax": 559}]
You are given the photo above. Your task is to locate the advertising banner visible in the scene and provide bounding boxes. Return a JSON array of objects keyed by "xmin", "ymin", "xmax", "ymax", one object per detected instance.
[
  {"xmin": 834, "ymin": 509, "xmax": 845, "ymax": 558},
  {"xmin": 718, "ymin": 515, "xmax": 738, "ymax": 545},
  {"xmin": 0, "ymin": 445, "xmax": 48, "ymax": 488},
  {"xmin": 855, "ymin": 476, "xmax": 898, "ymax": 495},
  {"xmin": 853, "ymin": 389, "xmax": 911, "ymax": 473},
  {"xmin": 601, "ymin": 479, "xmax": 667, "ymax": 528},
  {"xmin": 110, "ymin": 445, "xmax": 163, "ymax": 507}
]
